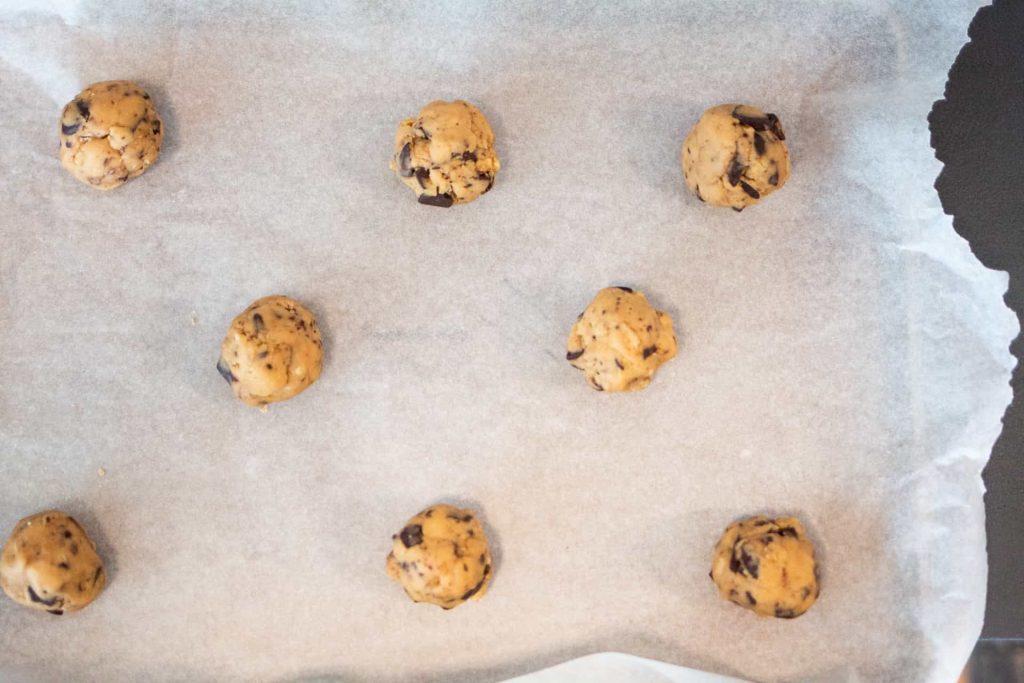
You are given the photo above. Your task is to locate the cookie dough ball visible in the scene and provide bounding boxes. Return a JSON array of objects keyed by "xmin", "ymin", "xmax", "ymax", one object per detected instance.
[
  {"xmin": 59, "ymin": 80, "xmax": 163, "ymax": 190},
  {"xmin": 217, "ymin": 295, "xmax": 323, "ymax": 407},
  {"xmin": 710, "ymin": 515, "xmax": 819, "ymax": 619},
  {"xmin": 566, "ymin": 286, "xmax": 678, "ymax": 392},
  {"xmin": 386, "ymin": 504, "xmax": 493, "ymax": 609},
  {"xmin": 682, "ymin": 104, "xmax": 790, "ymax": 210},
  {"xmin": 1, "ymin": 511, "xmax": 107, "ymax": 615},
  {"xmin": 389, "ymin": 100, "xmax": 500, "ymax": 207}
]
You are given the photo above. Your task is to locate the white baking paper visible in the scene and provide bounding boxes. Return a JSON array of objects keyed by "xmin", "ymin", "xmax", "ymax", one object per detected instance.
[
  {"xmin": 0, "ymin": 2, "xmax": 1016, "ymax": 682},
  {"xmin": 506, "ymin": 653, "xmax": 754, "ymax": 683}
]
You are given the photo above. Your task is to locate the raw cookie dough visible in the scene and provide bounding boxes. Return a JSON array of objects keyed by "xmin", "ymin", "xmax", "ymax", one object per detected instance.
[
  {"xmin": 0, "ymin": 511, "xmax": 107, "ymax": 615},
  {"xmin": 566, "ymin": 286, "xmax": 678, "ymax": 392},
  {"xmin": 710, "ymin": 515, "xmax": 819, "ymax": 619},
  {"xmin": 389, "ymin": 100, "xmax": 500, "ymax": 207},
  {"xmin": 386, "ymin": 504, "xmax": 493, "ymax": 609},
  {"xmin": 59, "ymin": 80, "xmax": 163, "ymax": 190},
  {"xmin": 682, "ymin": 104, "xmax": 790, "ymax": 210},
  {"xmin": 217, "ymin": 295, "xmax": 323, "ymax": 407}
]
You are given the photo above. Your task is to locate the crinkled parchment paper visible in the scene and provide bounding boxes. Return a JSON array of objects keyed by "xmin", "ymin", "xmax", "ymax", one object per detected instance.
[{"xmin": 0, "ymin": 2, "xmax": 1016, "ymax": 682}]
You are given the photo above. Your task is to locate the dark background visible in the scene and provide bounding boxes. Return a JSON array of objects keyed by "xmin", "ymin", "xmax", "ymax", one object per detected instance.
[{"xmin": 930, "ymin": 0, "xmax": 1024, "ymax": 638}]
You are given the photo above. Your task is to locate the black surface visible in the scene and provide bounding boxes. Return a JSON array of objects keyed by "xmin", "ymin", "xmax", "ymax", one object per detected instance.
[
  {"xmin": 965, "ymin": 640, "xmax": 1024, "ymax": 681},
  {"xmin": 930, "ymin": 0, "xmax": 1024, "ymax": 638}
]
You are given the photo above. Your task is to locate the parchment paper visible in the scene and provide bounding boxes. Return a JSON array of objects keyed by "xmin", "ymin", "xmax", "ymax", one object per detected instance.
[
  {"xmin": 0, "ymin": 2, "xmax": 1017, "ymax": 682},
  {"xmin": 508, "ymin": 653, "xmax": 751, "ymax": 683}
]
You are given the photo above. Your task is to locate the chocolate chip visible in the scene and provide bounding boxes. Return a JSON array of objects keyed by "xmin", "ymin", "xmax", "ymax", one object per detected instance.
[
  {"xmin": 726, "ymin": 155, "xmax": 744, "ymax": 186},
  {"xmin": 58, "ymin": 562, "xmax": 69, "ymax": 570},
  {"xmin": 642, "ymin": 346, "xmax": 657, "ymax": 359},
  {"xmin": 258, "ymin": 351, "xmax": 269, "ymax": 359},
  {"xmin": 75, "ymin": 100, "xmax": 90, "ymax": 119},
  {"xmin": 776, "ymin": 527, "xmax": 798, "ymax": 538},
  {"xmin": 47, "ymin": 609, "xmax": 64, "ymax": 616},
  {"xmin": 65, "ymin": 140, "xmax": 72, "ymax": 148},
  {"xmin": 739, "ymin": 181, "xmax": 760, "ymax": 199},
  {"xmin": 61, "ymin": 122, "xmax": 81, "ymax": 136},
  {"xmin": 152, "ymin": 120, "xmax": 161, "ymax": 134},
  {"xmin": 754, "ymin": 132, "xmax": 766, "ymax": 155},
  {"xmin": 732, "ymin": 206, "xmax": 744, "ymax": 212},
  {"xmin": 614, "ymin": 286, "xmax": 634, "ymax": 293},
  {"xmin": 28, "ymin": 586, "xmax": 57, "ymax": 606},
  {"xmin": 63, "ymin": 531, "xmax": 72, "ymax": 539},
  {"xmin": 566, "ymin": 349, "xmax": 584, "ymax": 361},
  {"xmin": 252, "ymin": 313, "xmax": 265, "ymax": 332},
  {"xmin": 746, "ymin": 591, "xmax": 757, "ymax": 605},
  {"xmin": 460, "ymin": 150, "xmax": 477, "ymax": 162},
  {"xmin": 424, "ymin": 508, "xmax": 434, "ymax": 518},
  {"xmin": 775, "ymin": 606, "xmax": 798, "ymax": 619},
  {"xmin": 729, "ymin": 555, "xmax": 742, "ymax": 574},
  {"xmin": 460, "ymin": 575, "xmax": 487, "ymax": 601},
  {"xmin": 400, "ymin": 524, "xmax": 424, "ymax": 548},
  {"xmin": 732, "ymin": 107, "xmax": 784, "ymax": 139},
  {"xmin": 447, "ymin": 513, "xmax": 473, "ymax": 523},
  {"xmin": 476, "ymin": 172, "xmax": 495, "ymax": 191},
  {"xmin": 739, "ymin": 547, "xmax": 759, "ymax": 579},
  {"xmin": 614, "ymin": 358, "xmax": 624, "ymax": 370},
  {"xmin": 216, "ymin": 357, "xmax": 237, "ymax": 384},
  {"xmin": 418, "ymin": 192, "xmax": 454, "ymax": 208},
  {"xmin": 142, "ymin": 92, "xmax": 151, "ymax": 99},
  {"xmin": 768, "ymin": 171, "xmax": 779, "ymax": 186},
  {"xmin": 413, "ymin": 167, "xmax": 431, "ymax": 189},
  {"xmin": 732, "ymin": 107, "xmax": 770, "ymax": 130},
  {"xmin": 397, "ymin": 143, "xmax": 413, "ymax": 177}
]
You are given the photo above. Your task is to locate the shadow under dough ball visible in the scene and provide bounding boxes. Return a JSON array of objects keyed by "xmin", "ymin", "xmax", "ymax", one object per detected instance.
[
  {"xmin": 389, "ymin": 100, "xmax": 500, "ymax": 207},
  {"xmin": 0, "ymin": 510, "xmax": 107, "ymax": 615},
  {"xmin": 566, "ymin": 286, "xmax": 678, "ymax": 392},
  {"xmin": 710, "ymin": 515, "xmax": 820, "ymax": 619},
  {"xmin": 386, "ymin": 504, "xmax": 493, "ymax": 609},
  {"xmin": 59, "ymin": 80, "xmax": 163, "ymax": 190},
  {"xmin": 682, "ymin": 104, "xmax": 790, "ymax": 210},
  {"xmin": 217, "ymin": 295, "xmax": 323, "ymax": 408}
]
